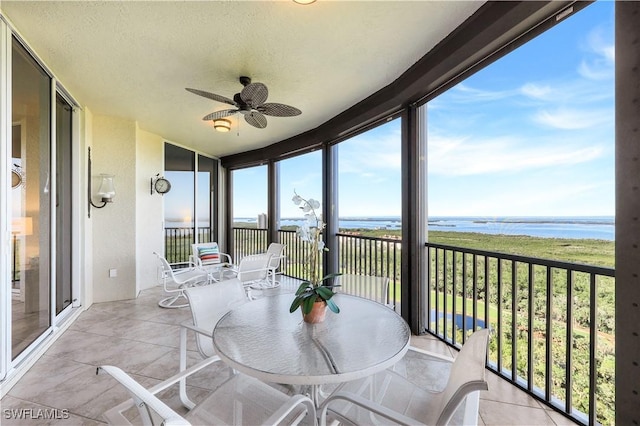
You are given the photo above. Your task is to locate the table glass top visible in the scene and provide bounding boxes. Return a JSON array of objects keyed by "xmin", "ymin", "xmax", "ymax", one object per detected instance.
[{"xmin": 213, "ymin": 293, "xmax": 410, "ymax": 385}]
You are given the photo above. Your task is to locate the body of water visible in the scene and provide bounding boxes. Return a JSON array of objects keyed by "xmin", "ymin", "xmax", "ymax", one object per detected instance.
[
  {"xmin": 427, "ymin": 216, "xmax": 614, "ymax": 241},
  {"xmin": 199, "ymin": 215, "xmax": 615, "ymax": 241},
  {"xmin": 275, "ymin": 216, "xmax": 614, "ymax": 240}
]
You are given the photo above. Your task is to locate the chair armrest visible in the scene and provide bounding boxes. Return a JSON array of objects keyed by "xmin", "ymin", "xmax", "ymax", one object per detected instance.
[
  {"xmin": 180, "ymin": 322, "xmax": 211, "ymax": 338},
  {"xmin": 320, "ymin": 390, "xmax": 422, "ymax": 426},
  {"xmin": 220, "ymin": 252, "xmax": 233, "ymax": 264},
  {"xmin": 265, "ymin": 394, "xmax": 316, "ymax": 426},
  {"xmin": 97, "ymin": 366, "xmax": 191, "ymax": 426}
]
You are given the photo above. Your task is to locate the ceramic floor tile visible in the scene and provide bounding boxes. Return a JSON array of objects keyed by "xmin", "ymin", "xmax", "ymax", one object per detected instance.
[
  {"xmin": 480, "ymin": 399, "xmax": 555, "ymax": 425},
  {"xmin": 117, "ymin": 319, "xmax": 182, "ymax": 348},
  {"xmin": 481, "ymin": 371, "xmax": 544, "ymax": 408},
  {"xmin": 410, "ymin": 334, "xmax": 457, "ymax": 358},
  {"xmin": 545, "ymin": 408, "xmax": 581, "ymax": 425}
]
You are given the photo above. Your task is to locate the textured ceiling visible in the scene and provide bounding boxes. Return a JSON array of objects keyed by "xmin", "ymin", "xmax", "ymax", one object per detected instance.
[{"xmin": 1, "ymin": 1, "xmax": 483, "ymax": 158}]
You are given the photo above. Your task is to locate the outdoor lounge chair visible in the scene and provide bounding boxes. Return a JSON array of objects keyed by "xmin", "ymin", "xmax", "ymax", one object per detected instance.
[
  {"xmin": 232, "ymin": 253, "xmax": 274, "ymax": 298},
  {"xmin": 98, "ymin": 365, "xmax": 316, "ymax": 426},
  {"xmin": 190, "ymin": 242, "xmax": 234, "ymax": 282},
  {"xmin": 337, "ymin": 274, "xmax": 391, "ymax": 308},
  {"xmin": 257, "ymin": 242, "xmax": 286, "ymax": 289},
  {"xmin": 154, "ymin": 252, "xmax": 209, "ymax": 309},
  {"xmin": 178, "ymin": 278, "xmax": 249, "ymax": 409},
  {"xmin": 319, "ymin": 328, "xmax": 490, "ymax": 426}
]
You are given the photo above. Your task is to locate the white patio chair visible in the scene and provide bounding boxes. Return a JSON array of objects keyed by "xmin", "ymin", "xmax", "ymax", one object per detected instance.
[
  {"xmin": 235, "ymin": 253, "xmax": 273, "ymax": 297},
  {"xmin": 261, "ymin": 242, "xmax": 286, "ymax": 289},
  {"xmin": 337, "ymin": 274, "xmax": 391, "ymax": 308},
  {"xmin": 319, "ymin": 328, "xmax": 490, "ymax": 426},
  {"xmin": 179, "ymin": 278, "xmax": 249, "ymax": 409},
  {"xmin": 154, "ymin": 252, "xmax": 209, "ymax": 309},
  {"xmin": 191, "ymin": 242, "xmax": 234, "ymax": 282},
  {"xmin": 98, "ymin": 365, "xmax": 316, "ymax": 426}
]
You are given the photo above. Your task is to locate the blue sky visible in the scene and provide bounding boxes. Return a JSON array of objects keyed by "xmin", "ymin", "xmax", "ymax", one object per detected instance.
[{"xmin": 231, "ymin": 1, "xmax": 615, "ymax": 220}]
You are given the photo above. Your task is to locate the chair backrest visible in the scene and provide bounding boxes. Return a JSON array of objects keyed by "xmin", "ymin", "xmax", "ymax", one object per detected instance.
[
  {"xmin": 265, "ymin": 243, "xmax": 285, "ymax": 269},
  {"xmin": 192, "ymin": 242, "xmax": 222, "ymax": 266},
  {"xmin": 237, "ymin": 253, "xmax": 272, "ymax": 283},
  {"xmin": 154, "ymin": 252, "xmax": 172, "ymax": 278},
  {"xmin": 337, "ymin": 274, "xmax": 390, "ymax": 306},
  {"xmin": 435, "ymin": 328, "xmax": 490, "ymax": 425},
  {"xmin": 184, "ymin": 279, "xmax": 248, "ymax": 358}
]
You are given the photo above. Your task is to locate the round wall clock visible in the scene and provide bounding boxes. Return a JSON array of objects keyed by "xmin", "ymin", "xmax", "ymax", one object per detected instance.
[
  {"xmin": 154, "ymin": 177, "xmax": 171, "ymax": 195},
  {"xmin": 11, "ymin": 165, "xmax": 24, "ymax": 189}
]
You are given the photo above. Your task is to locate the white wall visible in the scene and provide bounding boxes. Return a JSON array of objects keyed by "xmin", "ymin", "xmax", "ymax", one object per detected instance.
[
  {"xmin": 135, "ymin": 125, "xmax": 164, "ymax": 293},
  {"xmin": 91, "ymin": 115, "xmax": 137, "ymax": 302}
]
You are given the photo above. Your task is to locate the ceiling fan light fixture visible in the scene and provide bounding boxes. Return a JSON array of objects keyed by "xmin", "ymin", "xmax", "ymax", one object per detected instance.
[{"xmin": 214, "ymin": 119, "xmax": 231, "ymax": 132}]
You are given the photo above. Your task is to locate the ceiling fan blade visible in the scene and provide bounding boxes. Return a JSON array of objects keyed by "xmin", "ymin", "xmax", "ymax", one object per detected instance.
[
  {"xmin": 257, "ymin": 103, "xmax": 302, "ymax": 117},
  {"xmin": 202, "ymin": 109, "xmax": 237, "ymax": 121},
  {"xmin": 240, "ymin": 83, "xmax": 268, "ymax": 107},
  {"xmin": 186, "ymin": 88, "xmax": 237, "ymax": 106},
  {"xmin": 245, "ymin": 111, "xmax": 267, "ymax": 129}
]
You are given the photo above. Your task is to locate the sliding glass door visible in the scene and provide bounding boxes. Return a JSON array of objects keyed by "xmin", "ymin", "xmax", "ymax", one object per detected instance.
[{"xmin": 11, "ymin": 36, "xmax": 52, "ymax": 359}]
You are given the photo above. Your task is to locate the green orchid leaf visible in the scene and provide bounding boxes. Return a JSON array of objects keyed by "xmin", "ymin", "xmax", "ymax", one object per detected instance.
[
  {"xmin": 295, "ymin": 282, "xmax": 312, "ymax": 295},
  {"xmin": 289, "ymin": 297, "xmax": 303, "ymax": 313},
  {"xmin": 319, "ymin": 273, "xmax": 343, "ymax": 289},
  {"xmin": 315, "ymin": 286, "xmax": 334, "ymax": 300},
  {"xmin": 326, "ymin": 298, "xmax": 340, "ymax": 314},
  {"xmin": 302, "ymin": 293, "xmax": 318, "ymax": 315}
]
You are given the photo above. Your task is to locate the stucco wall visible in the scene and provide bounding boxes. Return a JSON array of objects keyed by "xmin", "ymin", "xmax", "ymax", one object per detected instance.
[
  {"xmin": 135, "ymin": 126, "xmax": 164, "ymax": 293},
  {"xmin": 91, "ymin": 115, "xmax": 137, "ymax": 302}
]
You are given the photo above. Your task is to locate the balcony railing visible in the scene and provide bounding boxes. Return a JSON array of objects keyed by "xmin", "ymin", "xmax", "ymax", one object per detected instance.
[
  {"xmin": 231, "ymin": 228, "xmax": 402, "ymax": 310},
  {"xmin": 336, "ymin": 232, "xmax": 401, "ymax": 311},
  {"xmin": 425, "ymin": 242, "xmax": 614, "ymax": 426},
  {"xmin": 164, "ymin": 227, "xmax": 212, "ymax": 264}
]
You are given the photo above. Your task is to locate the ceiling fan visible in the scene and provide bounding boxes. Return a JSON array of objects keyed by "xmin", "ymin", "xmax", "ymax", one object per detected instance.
[{"xmin": 186, "ymin": 76, "xmax": 301, "ymax": 129}]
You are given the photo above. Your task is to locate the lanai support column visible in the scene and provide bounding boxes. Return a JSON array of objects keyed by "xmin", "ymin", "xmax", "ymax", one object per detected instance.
[{"xmin": 615, "ymin": 2, "xmax": 640, "ymax": 424}]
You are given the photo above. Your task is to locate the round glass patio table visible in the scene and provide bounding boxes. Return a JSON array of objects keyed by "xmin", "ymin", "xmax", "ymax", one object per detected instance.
[{"xmin": 212, "ymin": 293, "xmax": 411, "ymax": 390}]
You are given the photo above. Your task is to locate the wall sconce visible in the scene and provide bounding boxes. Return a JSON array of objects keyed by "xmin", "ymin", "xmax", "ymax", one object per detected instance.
[
  {"xmin": 214, "ymin": 119, "xmax": 231, "ymax": 132},
  {"xmin": 88, "ymin": 147, "xmax": 116, "ymax": 218}
]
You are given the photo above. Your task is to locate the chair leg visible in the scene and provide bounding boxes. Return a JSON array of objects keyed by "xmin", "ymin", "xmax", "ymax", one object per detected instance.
[
  {"xmin": 179, "ymin": 327, "xmax": 196, "ymax": 410},
  {"xmin": 158, "ymin": 292, "xmax": 189, "ymax": 309}
]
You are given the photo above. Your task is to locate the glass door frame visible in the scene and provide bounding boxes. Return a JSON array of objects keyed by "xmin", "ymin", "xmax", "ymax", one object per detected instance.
[{"xmin": 0, "ymin": 18, "xmax": 82, "ymax": 383}]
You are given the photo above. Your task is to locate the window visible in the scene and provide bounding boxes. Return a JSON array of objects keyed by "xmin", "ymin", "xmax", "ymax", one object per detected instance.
[
  {"xmin": 336, "ymin": 119, "xmax": 402, "ymax": 302},
  {"xmin": 277, "ymin": 151, "xmax": 322, "ymax": 278},
  {"xmin": 231, "ymin": 165, "xmax": 268, "ymax": 258}
]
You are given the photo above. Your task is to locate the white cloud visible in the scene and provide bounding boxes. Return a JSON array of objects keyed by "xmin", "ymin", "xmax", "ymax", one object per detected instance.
[
  {"xmin": 520, "ymin": 83, "xmax": 553, "ymax": 100},
  {"xmin": 533, "ymin": 108, "xmax": 611, "ymax": 130},
  {"xmin": 428, "ymin": 135, "xmax": 603, "ymax": 177},
  {"xmin": 339, "ymin": 129, "xmax": 401, "ymax": 177},
  {"xmin": 449, "ymin": 84, "xmax": 517, "ymax": 103},
  {"xmin": 578, "ymin": 26, "xmax": 614, "ymax": 81}
]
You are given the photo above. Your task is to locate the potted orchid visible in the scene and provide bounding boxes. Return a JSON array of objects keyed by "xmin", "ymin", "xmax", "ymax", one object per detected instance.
[{"xmin": 288, "ymin": 191, "xmax": 341, "ymax": 323}]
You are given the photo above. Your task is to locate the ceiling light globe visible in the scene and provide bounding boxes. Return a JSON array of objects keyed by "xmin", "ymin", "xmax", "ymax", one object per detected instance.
[{"xmin": 214, "ymin": 119, "xmax": 231, "ymax": 132}]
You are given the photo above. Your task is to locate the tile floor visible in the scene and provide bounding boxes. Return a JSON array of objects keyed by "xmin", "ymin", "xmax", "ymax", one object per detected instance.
[{"xmin": 1, "ymin": 280, "xmax": 575, "ymax": 425}]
